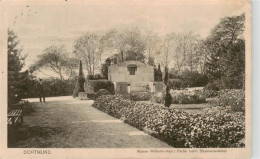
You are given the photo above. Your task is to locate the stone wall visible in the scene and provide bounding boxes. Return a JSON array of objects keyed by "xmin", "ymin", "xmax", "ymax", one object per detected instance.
[{"xmin": 108, "ymin": 61, "xmax": 154, "ymax": 83}]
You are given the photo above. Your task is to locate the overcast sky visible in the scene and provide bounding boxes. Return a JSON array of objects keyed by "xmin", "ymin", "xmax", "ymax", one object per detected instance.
[{"xmin": 7, "ymin": 0, "xmax": 245, "ymax": 70}]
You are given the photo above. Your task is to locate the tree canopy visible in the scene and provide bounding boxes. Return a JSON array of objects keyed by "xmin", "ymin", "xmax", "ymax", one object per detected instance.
[
  {"xmin": 205, "ymin": 13, "xmax": 245, "ymax": 89},
  {"xmin": 8, "ymin": 30, "xmax": 28, "ymax": 105},
  {"xmin": 30, "ymin": 45, "xmax": 77, "ymax": 81}
]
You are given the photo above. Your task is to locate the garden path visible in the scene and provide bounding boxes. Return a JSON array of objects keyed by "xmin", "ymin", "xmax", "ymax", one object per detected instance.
[{"xmin": 9, "ymin": 96, "xmax": 171, "ymax": 148}]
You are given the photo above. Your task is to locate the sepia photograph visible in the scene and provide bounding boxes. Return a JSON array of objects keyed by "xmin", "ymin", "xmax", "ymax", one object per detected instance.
[{"xmin": 0, "ymin": 0, "xmax": 252, "ymax": 158}]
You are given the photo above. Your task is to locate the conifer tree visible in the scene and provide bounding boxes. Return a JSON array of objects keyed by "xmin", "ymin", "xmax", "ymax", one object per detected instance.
[
  {"xmin": 157, "ymin": 64, "xmax": 163, "ymax": 81},
  {"xmin": 8, "ymin": 30, "xmax": 27, "ymax": 105},
  {"xmin": 73, "ymin": 60, "xmax": 85, "ymax": 97}
]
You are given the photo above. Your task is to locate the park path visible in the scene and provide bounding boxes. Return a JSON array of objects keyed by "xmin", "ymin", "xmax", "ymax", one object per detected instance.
[{"xmin": 10, "ymin": 96, "xmax": 171, "ymax": 148}]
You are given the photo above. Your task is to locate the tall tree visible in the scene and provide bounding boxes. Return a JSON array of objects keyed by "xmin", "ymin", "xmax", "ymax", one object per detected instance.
[
  {"xmin": 205, "ymin": 13, "xmax": 245, "ymax": 89},
  {"xmin": 30, "ymin": 45, "xmax": 77, "ymax": 81},
  {"xmin": 8, "ymin": 30, "xmax": 27, "ymax": 105},
  {"xmin": 102, "ymin": 28, "xmax": 146, "ymax": 63},
  {"xmin": 144, "ymin": 31, "xmax": 161, "ymax": 65},
  {"xmin": 74, "ymin": 32, "xmax": 102, "ymax": 75}
]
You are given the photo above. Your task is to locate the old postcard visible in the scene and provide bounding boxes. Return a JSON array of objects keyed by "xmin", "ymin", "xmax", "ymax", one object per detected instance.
[{"xmin": 0, "ymin": 0, "xmax": 251, "ymax": 158}]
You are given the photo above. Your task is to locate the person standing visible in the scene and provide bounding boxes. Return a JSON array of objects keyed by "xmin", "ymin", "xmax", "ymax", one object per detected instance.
[{"xmin": 38, "ymin": 79, "xmax": 45, "ymax": 102}]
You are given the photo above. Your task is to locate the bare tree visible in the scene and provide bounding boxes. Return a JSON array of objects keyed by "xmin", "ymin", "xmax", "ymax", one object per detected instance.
[
  {"xmin": 102, "ymin": 28, "xmax": 146, "ymax": 63},
  {"xmin": 144, "ymin": 31, "xmax": 162, "ymax": 65},
  {"xmin": 74, "ymin": 32, "xmax": 102, "ymax": 75},
  {"xmin": 30, "ymin": 45, "xmax": 77, "ymax": 81}
]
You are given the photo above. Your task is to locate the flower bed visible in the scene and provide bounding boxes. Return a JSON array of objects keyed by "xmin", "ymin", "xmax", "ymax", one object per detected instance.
[
  {"xmin": 92, "ymin": 95, "xmax": 245, "ymax": 148},
  {"xmin": 209, "ymin": 89, "xmax": 245, "ymax": 112}
]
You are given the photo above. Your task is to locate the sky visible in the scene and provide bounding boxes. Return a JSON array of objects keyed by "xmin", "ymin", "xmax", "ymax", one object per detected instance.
[{"xmin": 7, "ymin": 0, "xmax": 246, "ymax": 71}]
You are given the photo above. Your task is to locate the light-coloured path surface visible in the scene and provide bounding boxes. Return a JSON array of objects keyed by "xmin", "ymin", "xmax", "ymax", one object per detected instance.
[{"xmin": 11, "ymin": 96, "xmax": 171, "ymax": 148}]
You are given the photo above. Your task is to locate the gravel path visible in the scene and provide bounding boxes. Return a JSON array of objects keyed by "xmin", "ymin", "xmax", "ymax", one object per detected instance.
[{"xmin": 9, "ymin": 96, "xmax": 171, "ymax": 148}]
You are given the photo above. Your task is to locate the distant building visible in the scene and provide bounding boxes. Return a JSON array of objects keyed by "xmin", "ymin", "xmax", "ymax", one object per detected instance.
[{"xmin": 108, "ymin": 61, "xmax": 163, "ymax": 93}]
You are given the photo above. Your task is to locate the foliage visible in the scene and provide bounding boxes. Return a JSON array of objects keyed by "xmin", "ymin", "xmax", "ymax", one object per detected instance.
[
  {"xmin": 73, "ymin": 60, "xmax": 85, "ymax": 98},
  {"xmin": 168, "ymin": 79, "xmax": 184, "ymax": 90},
  {"xmin": 210, "ymin": 89, "xmax": 245, "ymax": 112},
  {"xmin": 204, "ymin": 80, "xmax": 223, "ymax": 91},
  {"xmin": 94, "ymin": 89, "xmax": 111, "ymax": 99},
  {"xmin": 25, "ymin": 77, "xmax": 76, "ymax": 98},
  {"xmin": 154, "ymin": 64, "xmax": 163, "ymax": 81},
  {"xmin": 169, "ymin": 69, "xmax": 209, "ymax": 87},
  {"xmin": 164, "ymin": 86, "xmax": 172, "ymax": 107},
  {"xmin": 124, "ymin": 51, "xmax": 146, "ymax": 62},
  {"xmin": 129, "ymin": 92, "xmax": 151, "ymax": 101},
  {"xmin": 86, "ymin": 80, "xmax": 115, "ymax": 94},
  {"xmin": 8, "ymin": 30, "xmax": 27, "ymax": 105},
  {"xmin": 150, "ymin": 92, "xmax": 164, "ymax": 104},
  {"xmin": 87, "ymin": 74, "xmax": 103, "ymax": 80},
  {"xmin": 93, "ymin": 95, "xmax": 245, "ymax": 148},
  {"xmin": 30, "ymin": 45, "xmax": 77, "ymax": 81},
  {"xmin": 195, "ymin": 89, "xmax": 218, "ymax": 98},
  {"xmin": 170, "ymin": 90, "xmax": 206, "ymax": 104},
  {"xmin": 101, "ymin": 58, "xmax": 111, "ymax": 79},
  {"xmin": 205, "ymin": 13, "xmax": 245, "ymax": 89}
]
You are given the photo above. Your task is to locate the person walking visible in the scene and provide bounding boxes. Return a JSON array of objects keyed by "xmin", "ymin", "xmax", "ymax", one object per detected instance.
[{"xmin": 38, "ymin": 78, "xmax": 45, "ymax": 102}]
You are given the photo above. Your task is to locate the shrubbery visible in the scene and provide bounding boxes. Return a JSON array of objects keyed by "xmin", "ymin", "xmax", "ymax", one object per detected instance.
[
  {"xmin": 195, "ymin": 89, "xmax": 219, "ymax": 98},
  {"xmin": 85, "ymin": 80, "xmax": 115, "ymax": 94},
  {"xmin": 92, "ymin": 95, "xmax": 245, "ymax": 148},
  {"xmin": 129, "ymin": 92, "xmax": 151, "ymax": 101},
  {"xmin": 169, "ymin": 70, "xmax": 209, "ymax": 87},
  {"xmin": 168, "ymin": 79, "xmax": 184, "ymax": 90},
  {"xmin": 150, "ymin": 92, "xmax": 164, "ymax": 104},
  {"xmin": 25, "ymin": 78, "xmax": 76, "ymax": 98},
  {"xmin": 87, "ymin": 74, "xmax": 103, "ymax": 80},
  {"xmin": 170, "ymin": 90, "xmax": 206, "ymax": 104},
  {"xmin": 94, "ymin": 89, "xmax": 111, "ymax": 99},
  {"xmin": 209, "ymin": 89, "xmax": 245, "ymax": 112}
]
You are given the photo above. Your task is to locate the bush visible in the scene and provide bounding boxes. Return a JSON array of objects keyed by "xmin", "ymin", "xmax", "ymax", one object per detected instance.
[
  {"xmin": 25, "ymin": 78, "xmax": 76, "ymax": 98},
  {"xmin": 94, "ymin": 89, "xmax": 111, "ymax": 99},
  {"xmin": 93, "ymin": 95, "xmax": 245, "ymax": 148},
  {"xmin": 205, "ymin": 80, "xmax": 223, "ymax": 91},
  {"xmin": 130, "ymin": 92, "xmax": 151, "ymax": 101},
  {"xmin": 85, "ymin": 80, "xmax": 115, "ymax": 94},
  {"xmin": 168, "ymin": 79, "xmax": 184, "ymax": 90},
  {"xmin": 87, "ymin": 75, "xmax": 95, "ymax": 80},
  {"xmin": 195, "ymin": 89, "xmax": 218, "ymax": 98},
  {"xmin": 150, "ymin": 92, "xmax": 164, "ymax": 104},
  {"xmin": 87, "ymin": 74, "xmax": 103, "ymax": 80},
  {"xmin": 169, "ymin": 70, "xmax": 209, "ymax": 87},
  {"xmin": 210, "ymin": 89, "xmax": 245, "ymax": 112},
  {"xmin": 170, "ymin": 90, "xmax": 206, "ymax": 104}
]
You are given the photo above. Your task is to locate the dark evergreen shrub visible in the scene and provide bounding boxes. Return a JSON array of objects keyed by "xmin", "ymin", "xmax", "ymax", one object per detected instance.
[
  {"xmin": 168, "ymin": 79, "xmax": 184, "ymax": 90},
  {"xmin": 88, "ymin": 80, "xmax": 115, "ymax": 94},
  {"xmin": 164, "ymin": 86, "xmax": 172, "ymax": 107},
  {"xmin": 73, "ymin": 60, "xmax": 85, "ymax": 98}
]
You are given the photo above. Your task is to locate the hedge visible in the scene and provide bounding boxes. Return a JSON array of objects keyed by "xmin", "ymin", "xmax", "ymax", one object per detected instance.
[
  {"xmin": 84, "ymin": 80, "xmax": 115, "ymax": 94},
  {"xmin": 24, "ymin": 78, "xmax": 76, "ymax": 98},
  {"xmin": 92, "ymin": 95, "xmax": 245, "ymax": 148}
]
